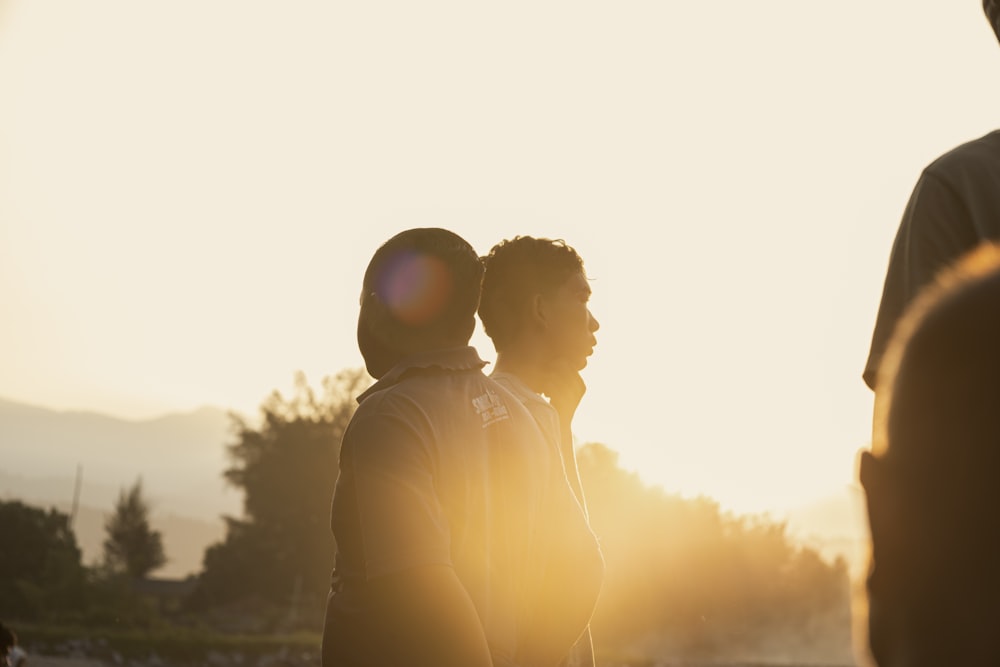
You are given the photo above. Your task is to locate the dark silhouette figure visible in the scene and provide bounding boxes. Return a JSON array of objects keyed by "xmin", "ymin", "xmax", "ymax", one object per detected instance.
[
  {"xmin": 860, "ymin": 243, "xmax": 1000, "ymax": 666},
  {"xmin": 0, "ymin": 622, "xmax": 20, "ymax": 667},
  {"xmin": 864, "ymin": 1, "xmax": 1000, "ymax": 392},
  {"xmin": 479, "ymin": 236, "xmax": 601, "ymax": 667},
  {"xmin": 322, "ymin": 228, "xmax": 603, "ymax": 667},
  {"xmin": 0, "ymin": 623, "xmax": 11, "ymax": 660}
]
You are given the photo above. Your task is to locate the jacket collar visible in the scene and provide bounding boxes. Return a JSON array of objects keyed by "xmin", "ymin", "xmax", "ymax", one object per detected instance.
[{"xmin": 358, "ymin": 345, "xmax": 488, "ymax": 403}]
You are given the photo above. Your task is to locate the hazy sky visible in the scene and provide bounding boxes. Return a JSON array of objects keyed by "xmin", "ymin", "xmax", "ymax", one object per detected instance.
[{"xmin": 3, "ymin": 1, "xmax": 1000, "ymax": 516}]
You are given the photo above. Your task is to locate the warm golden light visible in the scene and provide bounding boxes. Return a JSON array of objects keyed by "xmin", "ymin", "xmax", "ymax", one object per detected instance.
[{"xmin": 3, "ymin": 3, "xmax": 1000, "ymax": 663}]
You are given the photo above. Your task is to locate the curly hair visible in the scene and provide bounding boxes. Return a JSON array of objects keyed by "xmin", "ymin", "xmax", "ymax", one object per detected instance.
[{"xmin": 478, "ymin": 236, "xmax": 584, "ymax": 352}]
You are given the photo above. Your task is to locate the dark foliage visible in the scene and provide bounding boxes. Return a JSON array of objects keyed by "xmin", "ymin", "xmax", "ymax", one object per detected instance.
[
  {"xmin": 102, "ymin": 478, "xmax": 166, "ymax": 579},
  {"xmin": 190, "ymin": 369, "xmax": 368, "ymax": 616},
  {"xmin": 0, "ymin": 500, "xmax": 87, "ymax": 619}
]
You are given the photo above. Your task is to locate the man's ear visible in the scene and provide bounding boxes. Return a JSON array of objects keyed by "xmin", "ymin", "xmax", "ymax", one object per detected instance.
[
  {"xmin": 860, "ymin": 450, "xmax": 902, "ymax": 566},
  {"xmin": 531, "ymin": 293, "xmax": 548, "ymax": 330},
  {"xmin": 859, "ymin": 450, "xmax": 884, "ymax": 535},
  {"xmin": 859, "ymin": 450, "xmax": 880, "ymax": 496}
]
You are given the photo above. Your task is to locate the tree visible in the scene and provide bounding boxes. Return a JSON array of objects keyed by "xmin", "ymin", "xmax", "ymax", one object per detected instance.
[
  {"xmin": 0, "ymin": 500, "xmax": 87, "ymax": 619},
  {"xmin": 192, "ymin": 369, "xmax": 368, "ymax": 612},
  {"xmin": 576, "ymin": 442, "xmax": 853, "ymax": 664},
  {"xmin": 102, "ymin": 478, "xmax": 166, "ymax": 579}
]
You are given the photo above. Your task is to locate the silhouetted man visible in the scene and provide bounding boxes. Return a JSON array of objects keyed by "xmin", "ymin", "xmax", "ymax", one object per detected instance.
[
  {"xmin": 864, "ymin": 1, "xmax": 1000, "ymax": 392},
  {"xmin": 479, "ymin": 236, "xmax": 601, "ymax": 667},
  {"xmin": 860, "ymin": 243, "xmax": 1000, "ymax": 666},
  {"xmin": 0, "ymin": 623, "xmax": 14, "ymax": 667},
  {"xmin": 322, "ymin": 228, "xmax": 603, "ymax": 667}
]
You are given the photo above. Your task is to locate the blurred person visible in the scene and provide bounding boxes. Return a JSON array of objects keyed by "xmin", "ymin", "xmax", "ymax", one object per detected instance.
[
  {"xmin": 479, "ymin": 235, "xmax": 601, "ymax": 667},
  {"xmin": 864, "ymin": 1, "xmax": 1000, "ymax": 393},
  {"xmin": 0, "ymin": 623, "xmax": 20, "ymax": 667},
  {"xmin": 322, "ymin": 228, "xmax": 603, "ymax": 667},
  {"xmin": 0, "ymin": 623, "xmax": 11, "ymax": 667},
  {"xmin": 860, "ymin": 243, "xmax": 1000, "ymax": 666}
]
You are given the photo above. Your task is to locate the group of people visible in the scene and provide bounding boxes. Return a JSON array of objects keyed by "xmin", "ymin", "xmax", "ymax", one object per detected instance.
[
  {"xmin": 318, "ymin": 3, "xmax": 1000, "ymax": 666},
  {"xmin": 860, "ymin": 2, "xmax": 1000, "ymax": 665},
  {"xmin": 321, "ymin": 230, "xmax": 604, "ymax": 667}
]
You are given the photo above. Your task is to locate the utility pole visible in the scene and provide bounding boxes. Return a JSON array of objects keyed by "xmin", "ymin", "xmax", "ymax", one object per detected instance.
[{"xmin": 69, "ymin": 463, "xmax": 82, "ymax": 528}]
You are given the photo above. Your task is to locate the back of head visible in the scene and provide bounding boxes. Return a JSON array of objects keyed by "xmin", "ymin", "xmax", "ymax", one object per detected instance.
[
  {"xmin": 867, "ymin": 243, "xmax": 1000, "ymax": 663},
  {"xmin": 479, "ymin": 236, "xmax": 584, "ymax": 352},
  {"xmin": 876, "ymin": 243, "xmax": 1000, "ymax": 516},
  {"xmin": 361, "ymin": 228, "xmax": 483, "ymax": 354}
]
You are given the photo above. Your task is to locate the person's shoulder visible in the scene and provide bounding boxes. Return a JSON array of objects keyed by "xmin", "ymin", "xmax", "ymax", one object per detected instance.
[
  {"xmin": 351, "ymin": 382, "xmax": 397, "ymax": 418},
  {"xmin": 476, "ymin": 376, "xmax": 552, "ymax": 439},
  {"xmin": 490, "ymin": 372, "xmax": 533, "ymax": 403},
  {"xmin": 925, "ymin": 129, "xmax": 1000, "ymax": 177},
  {"xmin": 352, "ymin": 369, "xmax": 516, "ymax": 421},
  {"xmin": 8, "ymin": 646, "xmax": 26, "ymax": 667},
  {"xmin": 477, "ymin": 375, "xmax": 539, "ymax": 422}
]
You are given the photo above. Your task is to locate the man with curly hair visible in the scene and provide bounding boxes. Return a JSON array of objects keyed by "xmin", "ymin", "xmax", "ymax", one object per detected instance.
[{"xmin": 479, "ymin": 235, "xmax": 602, "ymax": 667}]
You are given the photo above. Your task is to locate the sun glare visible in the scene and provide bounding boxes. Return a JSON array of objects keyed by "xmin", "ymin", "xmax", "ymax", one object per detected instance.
[{"xmin": 377, "ymin": 252, "xmax": 454, "ymax": 326}]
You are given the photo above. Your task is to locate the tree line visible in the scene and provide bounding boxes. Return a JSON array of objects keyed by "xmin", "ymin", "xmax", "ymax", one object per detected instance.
[{"xmin": 0, "ymin": 369, "xmax": 851, "ymax": 662}]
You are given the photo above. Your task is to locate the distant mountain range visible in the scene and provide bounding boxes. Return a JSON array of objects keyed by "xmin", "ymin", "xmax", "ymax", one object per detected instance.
[
  {"xmin": 0, "ymin": 395, "xmax": 870, "ymax": 580},
  {"xmin": 0, "ymin": 396, "xmax": 243, "ymax": 577}
]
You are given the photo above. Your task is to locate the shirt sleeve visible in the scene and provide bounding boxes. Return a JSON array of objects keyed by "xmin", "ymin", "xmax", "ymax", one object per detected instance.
[
  {"xmin": 343, "ymin": 409, "xmax": 451, "ymax": 579},
  {"xmin": 864, "ymin": 170, "xmax": 978, "ymax": 389}
]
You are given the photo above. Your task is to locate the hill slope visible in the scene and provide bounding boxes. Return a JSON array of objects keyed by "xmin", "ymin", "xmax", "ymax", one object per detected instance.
[{"xmin": 0, "ymin": 397, "xmax": 243, "ymax": 577}]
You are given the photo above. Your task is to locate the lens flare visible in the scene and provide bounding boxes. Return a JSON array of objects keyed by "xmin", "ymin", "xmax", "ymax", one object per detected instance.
[{"xmin": 376, "ymin": 251, "xmax": 454, "ymax": 326}]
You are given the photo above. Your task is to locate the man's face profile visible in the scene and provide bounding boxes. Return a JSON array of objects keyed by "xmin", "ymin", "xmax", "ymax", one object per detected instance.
[{"xmin": 541, "ymin": 269, "xmax": 600, "ymax": 372}]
